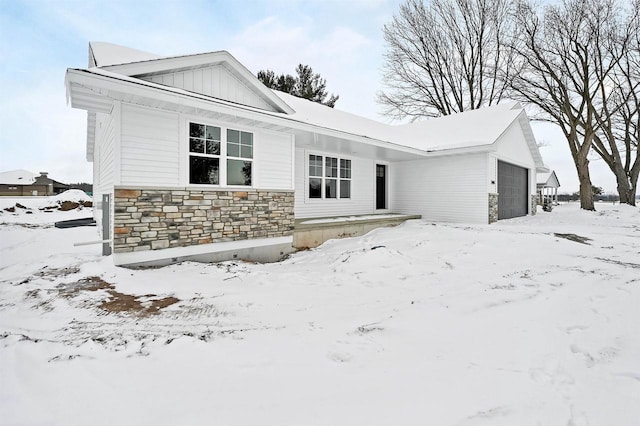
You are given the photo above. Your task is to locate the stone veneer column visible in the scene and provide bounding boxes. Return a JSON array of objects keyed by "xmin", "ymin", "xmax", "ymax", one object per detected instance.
[
  {"xmin": 488, "ymin": 193, "xmax": 499, "ymax": 224},
  {"xmin": 113, "ymin": 188, "xmax": 294, "ymax": 254},
  {"xmin": 531, "ymin": 194, "xmax": 537, "ymax": 215}
]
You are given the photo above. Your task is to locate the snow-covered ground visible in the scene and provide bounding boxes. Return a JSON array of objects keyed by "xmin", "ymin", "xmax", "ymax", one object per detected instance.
[{"xmin": 1, "ymin": 196, "xmax": 639, "ymax": 425}]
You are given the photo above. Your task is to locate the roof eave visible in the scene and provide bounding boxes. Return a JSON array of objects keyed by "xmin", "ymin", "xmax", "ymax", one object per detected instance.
[{"xmin": 65, "ymin": 68, "xmax": 432, "ymax": 159}]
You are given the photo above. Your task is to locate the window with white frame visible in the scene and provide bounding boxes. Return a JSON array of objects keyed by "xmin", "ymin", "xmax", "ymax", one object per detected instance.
[
  {"xmin": 308, "ymin": 154, "xmax": 351, "ymax": 199},
  {"xmin": 226, "ymin": 129, "xmax": 253, "ymax": 186},
  {"xmin": 189, "ymin": 122, "xmax": 253, "ymax": 186},
  {"xmin": 189, "ymin": 122, "xmax": 221, "ymax": 185}
]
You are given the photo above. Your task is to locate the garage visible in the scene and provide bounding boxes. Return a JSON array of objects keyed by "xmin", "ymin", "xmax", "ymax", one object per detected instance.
[{"xmin": 498, "ymin": 161, "xmax": 529, "ymax": 220}]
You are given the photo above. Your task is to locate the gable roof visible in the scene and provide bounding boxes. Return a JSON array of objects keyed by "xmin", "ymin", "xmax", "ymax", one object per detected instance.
[
  {"xmin": 86, "ymin": 42, "xmax": 293, "ymax": 115},
  {"xmin": 67, "ymin": 43, "xmax": 547, "ymax": 168},
  {"xmin": 0, "ymin": 169, "xmax": 37, "ymax": 185},
  {"xmin": 537, "ymin": 170, "xmax": 561, "ymax": 187}
]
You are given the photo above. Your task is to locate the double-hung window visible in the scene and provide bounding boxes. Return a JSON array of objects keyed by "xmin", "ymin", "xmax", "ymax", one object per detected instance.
[
  {"xmin": 308, "ymin": 154, "xmax": 351, "ymax": 199},
  {"xmin": 227, "ymin": 129, "xmax": 253, "ymax": 186},
  {"xmin": 189, "ymin": 122, "xmax": 253, "ymax": 186},
  {"xmin": 189, "ymin": 123, "xmax": 221, "ymax": 185}
]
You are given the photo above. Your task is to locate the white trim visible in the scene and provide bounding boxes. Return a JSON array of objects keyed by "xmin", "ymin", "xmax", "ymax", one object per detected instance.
[
  {"xmin": 179, "ymin": 113, "xmax": 188, "ymax": 186},
  {"xmin": 113, "ymin": 236, "xmax": 293, "ymax": 266},
  {"xmin": 113, "ymin": 101, "xmax": 122, "ymax": 186},
  {"xmin": 290, "ymin": 134, "xmax": 296, "ymax": 192}
]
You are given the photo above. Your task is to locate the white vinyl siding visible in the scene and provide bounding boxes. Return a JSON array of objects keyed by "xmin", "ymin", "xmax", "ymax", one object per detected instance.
[
  {"xmin": 94, "ymin": 111, "xmax": 116, "ymax": 195},
  {"xmin": 294, "ymin": 147, "xmax": 375, "ymax": 219},
  {"xmin": 391, "ymin": 153, "xmax": 489, "ymax": 224},
  {"xmin": 120, "ymin": 104, "xmax": 180, "ymax": 187},
  {"xmin": 140, "ymin": 65, "xmax": 276, "ymax": 112},
  {"xmin": 92, "ymin": 104, "xmax": 119, "ymax": 239},
  {"xmin": 495, "ymin": 121, "xmax": 537, "ymax": 195},
  {"xmin": 254, "ymin": 131, "xmax": 294, "ymax": 190}
]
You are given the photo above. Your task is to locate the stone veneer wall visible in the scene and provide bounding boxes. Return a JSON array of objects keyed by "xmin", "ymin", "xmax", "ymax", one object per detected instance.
[
  {"xmin": 113, "ymin": 188, "xmax": 294, "ymax": 254},
  {"xmin": 488, "ymin": 193, "xmax": 499, "ymax": 224}
]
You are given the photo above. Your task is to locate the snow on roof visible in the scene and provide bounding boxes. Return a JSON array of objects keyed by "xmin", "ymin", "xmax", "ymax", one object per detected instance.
[
  {"xmin": 89, "ymin": 42, "xmax": 161, "ymax": 67},
  {"xmin": 72, "ymin": 45, "xmax": 536, "ymax": 157},
  {"xmin": 274, "ymin": 91, "xmax": 523, "ymax": 151},
  {"xmin": 395, "ymin": 102, "xmax": 523, "ymax": 151},
  {"xmin": 273, "ymin": 91, "xmax": 396, "ymax": 140},
  {"xmin": 0, "ymin": 169, "xmax": 37, "ymax": 185},
  {"xmin": 537, "ymin": 170, "xmax": 560, "ymax": 187},
  {"xmin": 537, "ymin": 172, "xmax": 552, "ymax": 185}
]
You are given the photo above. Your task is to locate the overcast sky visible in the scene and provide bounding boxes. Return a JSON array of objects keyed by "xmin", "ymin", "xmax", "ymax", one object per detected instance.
[{"xmin": 0, "ymin": 0, "xmax": 628, "ymax": 194}]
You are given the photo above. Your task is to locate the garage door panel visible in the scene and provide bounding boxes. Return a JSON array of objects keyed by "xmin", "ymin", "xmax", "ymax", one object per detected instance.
[{"xmin": 498, "ymin": 161, "xmax": 528, "ymax": 220}]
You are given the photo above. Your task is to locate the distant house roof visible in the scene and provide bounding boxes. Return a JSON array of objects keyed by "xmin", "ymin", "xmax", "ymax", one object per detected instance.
[
  {"xmin": 537, "ymin": 170, "xmax": 560, "ymax": 187},
  {"xmin": 0, "ymin": 169, "xmax": 37, "ymax": 185}
]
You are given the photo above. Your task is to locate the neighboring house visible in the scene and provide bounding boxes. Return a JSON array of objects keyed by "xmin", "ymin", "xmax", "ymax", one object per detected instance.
[
  {"xmin": 65, "ymin": 42, "xmax": 548, "ymax": 266},
  {"xmin": 537, "ymin": 170, "xmax": 561, "ymax": 205},
  {"xmin": 0, "ymin": 170, "xmax": 69, "ymax": 196}
]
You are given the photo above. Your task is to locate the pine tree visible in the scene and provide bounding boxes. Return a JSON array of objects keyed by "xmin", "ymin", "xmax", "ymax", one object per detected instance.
[{"xmin": 257, "ymin": 64, "xmax": 339, "ymax": 108}]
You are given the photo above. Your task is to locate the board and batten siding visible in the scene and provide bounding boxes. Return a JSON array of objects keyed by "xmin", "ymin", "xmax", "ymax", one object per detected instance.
[
  {"xmin": 294, "ymin": 147, "xmax": 376, "ymax": 219},
  {"xmin": 391, "ymin": 153, "xmax": 489, "ymax": 224},
  {"xmin": 254, "ymin": 131, "xmax": 294, "ymax": 190},
  {"xmin": 120, "ymin": 104, "xmax": 181, "ymax": 187},
  {"xmin": 140, "ymin": 65, "xmax": 275, "ymax": 112}
]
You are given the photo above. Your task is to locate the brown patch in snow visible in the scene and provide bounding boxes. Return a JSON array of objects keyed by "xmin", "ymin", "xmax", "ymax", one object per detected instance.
[
  {"xmin": 69, "ymin": 276, "xmax": 180, "ymax": 317},
  {"xmin": 58, "ymin": 201, "xmax": 80, "ymax": 211}
]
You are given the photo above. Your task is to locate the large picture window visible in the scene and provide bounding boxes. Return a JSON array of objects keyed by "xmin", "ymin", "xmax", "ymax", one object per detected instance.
[
  {"xmin": 189, "ymin": 122, "xmax": 253, "ymax": 186},
  {"xmin": 308, "ymin": 154, "xmax": 351, "ymax": 199}
]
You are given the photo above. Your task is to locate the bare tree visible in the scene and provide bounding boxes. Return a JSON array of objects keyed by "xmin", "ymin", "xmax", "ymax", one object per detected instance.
[
  {"xmin": 509, "ymin": 0, "xmax": 628, "ymax": 211},
  {"xmin": 379, "ymin": 0, "xmax": 517, "ymax": 120},
  {"xmin": 589, "ymin": 1, "xmax": 640, "ymax": 205}
]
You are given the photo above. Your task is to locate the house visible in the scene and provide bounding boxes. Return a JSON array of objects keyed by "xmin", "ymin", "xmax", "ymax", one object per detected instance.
[
  {"xmin": 0, "ymin": 170, "xmax": 69, "ymax": 196},
  {"xmin": 537, "ymin": 170, "xmax": 561, "ymax": 205},
  {"xmin": 65, "ymin": 42, "xmax": 548, "ymax": 266}
]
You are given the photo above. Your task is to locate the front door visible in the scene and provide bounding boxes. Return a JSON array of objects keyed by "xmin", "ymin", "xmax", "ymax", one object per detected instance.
[{"xmin": 376, "ymin": 164, "xmax": 386, "ymax": 209}]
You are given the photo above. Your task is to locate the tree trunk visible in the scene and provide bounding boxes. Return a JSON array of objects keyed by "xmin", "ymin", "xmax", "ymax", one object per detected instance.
[
  {"xmin": 576, "ymin": 155, "xmax": 595, "ymax": 210},
  {"xmin": 614, "ymin": 169, "xmax": 635, "ymax": 205}
]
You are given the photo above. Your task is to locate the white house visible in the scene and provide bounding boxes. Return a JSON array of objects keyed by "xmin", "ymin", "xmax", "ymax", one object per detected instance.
[
  {"xmin": 537, "ymin": 170, "xmax": 561, "ymax": 205},
  {"xmin": 65, "ymin": 42, "xmax": 548, "ymax": 266}
]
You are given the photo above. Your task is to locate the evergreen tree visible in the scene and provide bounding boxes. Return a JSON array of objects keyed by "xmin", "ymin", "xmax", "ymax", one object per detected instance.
[{"xmin": 257, "ymin": 64, "xmax": 339, "ymax": 108}]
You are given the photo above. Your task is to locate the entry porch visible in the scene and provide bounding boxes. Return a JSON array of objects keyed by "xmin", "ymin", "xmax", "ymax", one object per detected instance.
[{"xmin": 293, "ymin": 213, "xmax": 421, "ymax": 249}]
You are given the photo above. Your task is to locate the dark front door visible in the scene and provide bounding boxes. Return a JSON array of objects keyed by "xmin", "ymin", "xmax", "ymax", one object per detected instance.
[
  {"xmin": 376, "ymin": 164, "xmax": 386, "ymax": 209},
  {"xmin": 497, "ymin": 160, "xmax": 528, "ymax": 220}
]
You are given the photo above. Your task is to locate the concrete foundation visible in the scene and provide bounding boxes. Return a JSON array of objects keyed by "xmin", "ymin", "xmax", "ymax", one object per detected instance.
[
  {"xmin": 294, "ymin": 214, "xmax": 421, "ymax": 249},
  {"xmin": 114, "ymin": 237, "xmax": 294, "ymax": 267}
]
